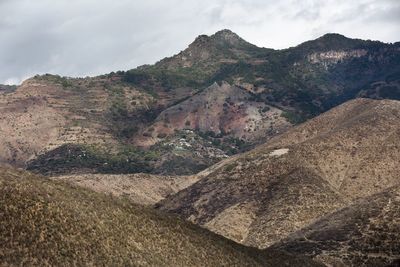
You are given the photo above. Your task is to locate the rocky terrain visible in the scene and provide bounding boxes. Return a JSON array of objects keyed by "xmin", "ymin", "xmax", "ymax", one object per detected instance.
[
  {"xmin": 157, "ymin": 98, "xmax": 400, "ymax": 259},
  {"xmin": 0, "ymin": 167, "xmax": 322, "ymax": 267}
]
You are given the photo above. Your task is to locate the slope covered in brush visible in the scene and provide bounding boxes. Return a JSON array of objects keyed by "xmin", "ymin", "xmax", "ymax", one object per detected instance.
[
  {"xmin": 0, "ymin": 167, "xmax": 321, "ymax": 266},
  {"xmin": 273, "ymin": 185, "xmax": 400, "ymax": 266}
]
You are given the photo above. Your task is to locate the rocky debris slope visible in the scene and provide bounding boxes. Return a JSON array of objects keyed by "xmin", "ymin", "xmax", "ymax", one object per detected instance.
[{"xmin": 135, "ymin": 81, "xmax": 291, "ymax": 147}]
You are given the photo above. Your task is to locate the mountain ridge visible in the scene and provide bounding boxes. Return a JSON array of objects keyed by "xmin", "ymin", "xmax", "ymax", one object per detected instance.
[{"xmin": 0, "ymin": 29, "xmax": 399, "ymax": 176}]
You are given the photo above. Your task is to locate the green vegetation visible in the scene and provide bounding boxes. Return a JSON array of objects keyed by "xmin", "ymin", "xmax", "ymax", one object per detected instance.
[
  {"xmin": 27, "ymin": 144, "xmax": 158, "ymax": 175},
  {"xmin": 123, "ymin": 67, "xmax": 210, "ymax": 91},
  {"xmin": 281, "ymin": 111, "xmax": 307, "ymax": 124},
  {"xmin": 197, "ymin": 130, "xmax": 249, "ymax": 154},
  {"xmin": 36, "ymin": 74, "xmax": 77, "ymax": 90}
]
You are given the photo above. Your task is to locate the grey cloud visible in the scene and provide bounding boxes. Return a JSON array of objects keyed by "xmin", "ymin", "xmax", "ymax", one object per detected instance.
[{"xmin": 0, "ymin": 0, "xmax": 399, "ymax": 84}]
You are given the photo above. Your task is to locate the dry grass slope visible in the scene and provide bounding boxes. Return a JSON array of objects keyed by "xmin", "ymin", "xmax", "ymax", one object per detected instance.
[
  {"xmin": 52, "ymin": 173, "xmax": 199, "ymax": 206},
  {"xmin": 273, "ymin": 185, "xmax": 400, "ymax": 266},
  {"xmin": 0, "ymin": 167, "xmax": 321, "ymax": 267}
]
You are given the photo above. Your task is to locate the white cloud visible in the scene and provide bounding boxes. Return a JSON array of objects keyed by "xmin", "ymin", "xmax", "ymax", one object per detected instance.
[{"xmin": 0, "ymin": 0, "xmax": 399, "ymax": 84}]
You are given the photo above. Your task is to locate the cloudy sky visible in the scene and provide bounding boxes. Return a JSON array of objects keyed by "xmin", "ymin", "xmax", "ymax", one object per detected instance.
[{"xmin": 1, "ymin": 0, "xmax": 399, "ymax": 84}]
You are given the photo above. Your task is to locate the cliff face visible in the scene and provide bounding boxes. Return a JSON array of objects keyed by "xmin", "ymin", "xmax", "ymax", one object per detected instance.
[{"xmin": 307, "ymin": 49, "xmax": 368, "ymax": 67}]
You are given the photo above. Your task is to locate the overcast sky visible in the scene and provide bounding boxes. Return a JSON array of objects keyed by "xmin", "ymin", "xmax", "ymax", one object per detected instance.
[{"xmin": 1, "ymin": 0, "xmax": 399, "ymax": 85}]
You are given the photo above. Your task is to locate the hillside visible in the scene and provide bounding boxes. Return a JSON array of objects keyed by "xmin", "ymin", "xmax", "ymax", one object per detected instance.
[
  {"xmin": 0, "ymin": 30, "xmax": 399, "ymax": 176},
  {"xmin": 0, "ymin": 167, "xmax": 321, "ymax": 266},
  {"xmin": 273, "ymin": 185, "xmax": 400, "ymax": 267},
  {"xmin": 134, "ymin": 81, "xmax": 291, "ymax": 147},
  {"xmin": 0, "ymin": 84, "xmax": 16, "ymax": 94},
  {"xmin": 52, "ymin": 172, "xmax": 198, "ymax": 206},
  {"xmin": 157, "ymin": 98, "xmax": 400, "ymax": 250}
]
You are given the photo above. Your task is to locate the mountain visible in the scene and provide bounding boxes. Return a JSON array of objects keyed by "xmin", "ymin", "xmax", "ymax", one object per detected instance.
[
  {"xmin": 123, "ymin": 31, "xmax": 400, "ymax": 119},
  {"xmin": 157, "ymin": 98, "xmax": 400, "ymax": 251},
  {"xmin": 155, "ymin": 29, "xmax": 265, "ymax": 71},
  {"xmin": 273, "ymin": 185, "xmax": 400, "ymax": 266},
  {"xmin": 0, "ymin": 167, "xmax": 322, "ymax": 266},
  {"xmin": 0, "ymin": 30, "xmax": 399, "ymax": 176}
]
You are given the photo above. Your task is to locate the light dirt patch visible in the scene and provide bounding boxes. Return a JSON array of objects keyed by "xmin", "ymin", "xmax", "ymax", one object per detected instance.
[{"xmin": 269, "ymin": 148, "xmax": 289, "ymax": 157}]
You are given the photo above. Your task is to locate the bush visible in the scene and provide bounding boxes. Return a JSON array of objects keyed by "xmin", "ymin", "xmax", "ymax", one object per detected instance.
[
  {"xmin": 281, "ymin": 111, "xmax": 306, "ymax": 124},
  {"xmin": 157, "ymin": 133, "xmax": 167, "ymax": 138}
]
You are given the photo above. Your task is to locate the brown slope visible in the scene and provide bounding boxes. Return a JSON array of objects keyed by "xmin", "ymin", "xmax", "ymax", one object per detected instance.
[
  {"xmin": 52, "ymin": 173, "xmax": 199, "ymax": 206},
  {"xmin": 0, "ymin": 167, "xmax": 322, "ymax": 267},
  {"xmin": 272, "ymin": 185, "xmax": 400, "ymax": 267},
  {"xmin": 0, "ymin": 75, "xmax": 156, "ymax": 166},
  {"xmin": 157, "ymin": 98, "xmax": 400, "ymax": 248}
]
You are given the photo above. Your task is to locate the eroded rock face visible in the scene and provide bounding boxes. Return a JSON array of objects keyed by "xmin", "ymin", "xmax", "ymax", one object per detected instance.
[
  {"xmin": 308, "ymin": 49, "xmax": 368, "ymax": 67},
  {"xmin": 273, "ymin": 185, "xmax": 400, "ymax": 267},
  {"xmin": 135, "ymin": 82, "xmax": 292, "ymax": 147}
]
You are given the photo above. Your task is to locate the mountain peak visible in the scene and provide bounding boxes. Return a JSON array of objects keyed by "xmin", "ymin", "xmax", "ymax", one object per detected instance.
[
  {"xmin": 294, "ymin": 32, "xmax": 368, "ymax": 52},
  {"xmin": 318, "ymin": 33, "xmax": 348, "ymax": 40},
  {"xmin": 189, "ymin": 29, "xmax": 252, "ymax": 49},
  {"xmin": 210, "ymin": 29, "xmax": 248, "ymax": 47},
  {"xmin": 156, "ymin": 29, "xmax": 259, "ymax": 69},
  {"xmin": 212, "ymin": 29, "xmax": 239, "ymax": 39}
]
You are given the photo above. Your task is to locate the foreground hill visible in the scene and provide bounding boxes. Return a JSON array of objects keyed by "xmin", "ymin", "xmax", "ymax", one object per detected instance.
[
  {"xmin": 158, "ymin": 98, "xmax": 400, "ymax": 251},
  {"xmin": 273, "ymin": 185, "xmax": 400, "ymax": 266},
  {"xmin": 0, "ymin": 167, "xmax": 321, "ymax": 266},
  {"xmin": 0, "ymin": 30, "xmax": 399, "ymax": 176}
]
